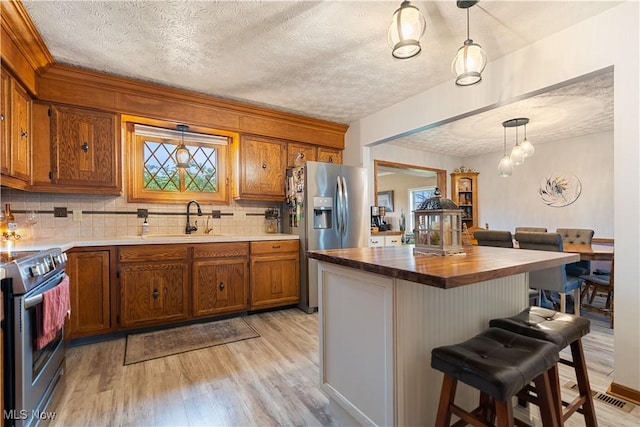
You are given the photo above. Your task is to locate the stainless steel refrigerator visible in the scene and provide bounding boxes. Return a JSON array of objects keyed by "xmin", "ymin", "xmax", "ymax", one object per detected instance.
[{"xmin": 283, "ymin": 161, "xmax": 369, "ymax": 313}]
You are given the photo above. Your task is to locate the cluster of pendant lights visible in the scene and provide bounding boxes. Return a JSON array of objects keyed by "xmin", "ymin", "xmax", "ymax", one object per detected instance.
[
  {"xmin": 388, "ymin": 0, "xmax": 487, "ymax": 86},
  {"xmin": 497, "ymin": 118, "xmax": 535, "ymax": 177}
]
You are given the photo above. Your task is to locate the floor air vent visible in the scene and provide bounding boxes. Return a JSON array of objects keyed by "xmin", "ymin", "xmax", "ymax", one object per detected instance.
[{"xmin": 564, "ymin": 381, "xmax": 636, "ymax": 413}]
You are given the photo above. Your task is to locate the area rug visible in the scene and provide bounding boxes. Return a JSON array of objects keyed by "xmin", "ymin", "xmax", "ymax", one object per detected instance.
[{"xmin": 124, "ymin": 317, "xmax": 260, "ymax": 365}]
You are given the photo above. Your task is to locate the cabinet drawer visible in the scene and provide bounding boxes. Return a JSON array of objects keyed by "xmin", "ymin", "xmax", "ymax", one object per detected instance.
[
  {"xmin": 118, "ymin": 244, "xmax": 187, "ymax": 262},
  {"xmin": 385, "ymin": 235, "xmax": 402, "ymax": 246},
  {"xmin": 369, "ymin": 236, "xmax": 385, "ymax": 247},
  {"xmin": 193, "ymin": 242, "xmax": 249, "ymax": 259},
  {"xmin": 250, "ymin": 240, "xmax": 299, "ymax": 255}
]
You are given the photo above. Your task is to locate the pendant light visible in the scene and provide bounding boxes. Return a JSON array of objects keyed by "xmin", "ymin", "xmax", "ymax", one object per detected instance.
[
  {"xmin": 510, "ymin": 125, "xmax": 525, "ymax": 166},
  {"xmin": 497, "ymin": 125, "xmax": 513, "ymax": 177},
  {"xmin": 175, "ymin": 124, "xmax": 191, "ymax": 169},
  {"xmin": 520, "ymin": 122, "xmax": 535, "ymax": 157},
  {"xmin": 388, "ymin": 1, "xmax": 426, "ymax": 59},
  {"xmin": 451, "ymin": 1, "xmax": 487, "ymax": 86}
]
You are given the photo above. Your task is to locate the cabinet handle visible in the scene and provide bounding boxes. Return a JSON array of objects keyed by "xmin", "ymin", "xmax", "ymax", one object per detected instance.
[
  {"xmin": 272, "ymin": 245, "xmax": 280, "ymax": 249},
  {"xmin": 262, "ymin": 163, "xmax": 267, "ymax": 169},
  {"xmin": 219, "ymin": 281, "xmax": 225, "ymax": 291},
  {"xmin": 152, "ymin": 289, "xmax": 159, "ymax": 299},
  {"xmin": 20, "ymin": 129, "xmax": 28, "ymax": 138},
  {"xmin": 0, "ymin": 114, "xmax": 4, "ymax": 121},
  {"xmin": 81, "ymin": 142, "xmax": 89, "ymax": 153},
  {"xmin": 328, "ymin": 156, "xmax": 333, "ymax": 163}
]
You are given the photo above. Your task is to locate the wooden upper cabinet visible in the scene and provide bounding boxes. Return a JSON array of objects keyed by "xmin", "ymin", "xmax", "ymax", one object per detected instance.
[
  {"xmin": 48, "ymin": 104, "xmax": 121, "ymax": 193},
  {"xmin": 233, "ymin": 135, "xmax": 286, "ymax": 200},
  {"xmin": 0, "ymin": 69, "xmax": 10, "ymax": 176},
  {"xmin": 0, "ymin": 67, "xmax": 31, "ymax": 188},
  {"xmin": 317, "ymin": 147, "xmax": 342, "ymax": 164},
  {"xmin": 287, "ymin": 142, "xmax": 317, "ymax": 167}
]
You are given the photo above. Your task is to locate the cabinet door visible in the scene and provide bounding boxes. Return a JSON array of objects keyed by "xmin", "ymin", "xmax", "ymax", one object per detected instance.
[
  {"xmin": 287, "ymin": 142, "xmax": 316, "ymax": 167},
  {"xmin": 250, "ymin": 253, "xmax": 300, "ymax": 310},
  {"xmin": 317, "ymin": 147, "xmax": 342, "ymax": 164},
  {"xmin": 50, "ymin": 104, "xmax": 120, "ymax": 190},
  {"xmin": 0, "ymin": 69, "xmax": 10, "ymax": 175},
  {"xmin": 67, "ymin": 250, "xmax": 112, "ymax": 338},
  {"xmin": 193, "ymin": 258, "xmax": 248, "ymax": 317},
  {"xmin": 235, "ymin": 135, "xmax": 286, "ymax": 200},
  {"xmin": 10, "ymin": 80, "xmax": 31, "ymax": 180},
  {"xmin": 119, "ymin": 261, "xmax": 189, "ymax": 328}
]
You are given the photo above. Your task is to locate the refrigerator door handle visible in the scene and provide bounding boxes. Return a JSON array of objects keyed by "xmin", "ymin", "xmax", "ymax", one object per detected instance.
[
  {"xmin": 336, "ymin": 175, "xmax": 343, "ymax": 235},
  {"xmin": 341, "ymin": 176, "xmax": 348, "ymax": 237}
]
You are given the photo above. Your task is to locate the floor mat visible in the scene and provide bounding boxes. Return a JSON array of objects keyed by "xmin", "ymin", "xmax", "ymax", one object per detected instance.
[{"xmin": 124, "ymin": 316, "xmax": 260, "ymax": 365}]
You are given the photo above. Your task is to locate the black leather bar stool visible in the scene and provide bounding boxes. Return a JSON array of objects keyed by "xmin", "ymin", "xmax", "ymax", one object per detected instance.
[
  {"xmin": 431, "ymin": 327, "xmax": 560, "ymax": 427},
  {"xmin": 489, "ymin": 306, "xmax": 598, "ymax": 427}
]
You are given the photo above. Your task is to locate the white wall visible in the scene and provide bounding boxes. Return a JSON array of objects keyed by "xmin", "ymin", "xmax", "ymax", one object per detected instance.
[
  {"xmin": 346, "ymin": 2, "xmax": 640, "ymax": 392},
  {"xmin": 467, "ymin": 131, "xmax": 613, "ymax": 236}
]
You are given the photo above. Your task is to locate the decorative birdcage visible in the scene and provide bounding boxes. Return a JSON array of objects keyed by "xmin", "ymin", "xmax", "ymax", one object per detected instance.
[{"xmin": 413, "ymin": 188, "xmax": 464, "ymax": 256}]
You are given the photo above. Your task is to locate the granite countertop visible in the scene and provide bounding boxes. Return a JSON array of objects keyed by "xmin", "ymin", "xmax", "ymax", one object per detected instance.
[
  {"xmin": 307, "ymin": 245, "xmax": 579, "ymax": 289},
  {"xmin": 8, "ymin": 233, "xmax": 299, "ymax": 252}
]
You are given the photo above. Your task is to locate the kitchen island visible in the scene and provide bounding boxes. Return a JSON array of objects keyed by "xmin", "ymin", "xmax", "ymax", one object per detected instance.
[{"xmin": 307, "ymin": 245, "xmax": 579, "ymax": 427}]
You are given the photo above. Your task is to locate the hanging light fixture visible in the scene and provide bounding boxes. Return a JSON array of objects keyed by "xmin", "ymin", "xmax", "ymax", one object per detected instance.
[
  {"xmin": 175, "ymin": 124, "xmax": 191, "ymax": 169},
  {"xmin": 520, "ymin": 122, "xmax": 535, "ymax": 157},
  {"xmin": 499, "ymin": 118, "xmax": 533, "ymax": 176},
  {"xmin": 510, "ymin": 124, "xmax": 525, "ymax": 166},
  {"xmin": 451, "ymin": 1, "xmax": 487, "ymax": 86},
  {"xmin": 388, "ymin": 1, "xmax": 426, "ymax": 59},
  {"xmin": 497, "ymin": 124, "xmax": 513, "ymax": 177}
]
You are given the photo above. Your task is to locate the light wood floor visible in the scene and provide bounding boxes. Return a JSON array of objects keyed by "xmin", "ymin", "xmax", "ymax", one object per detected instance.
[{"xmin": 52, "ymin": 308, "xmax": 639, "ymax": 426}]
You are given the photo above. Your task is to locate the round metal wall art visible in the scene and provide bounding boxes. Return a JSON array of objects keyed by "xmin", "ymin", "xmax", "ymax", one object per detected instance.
[{"xmin": 538, "ymin": 172, "xmax": 582, "ymax": 207}]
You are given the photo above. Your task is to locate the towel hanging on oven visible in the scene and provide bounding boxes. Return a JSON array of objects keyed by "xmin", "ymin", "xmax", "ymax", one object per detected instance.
[{"xmin": 35, "ymin": 274, "xmax": 70, "ymax": 350}]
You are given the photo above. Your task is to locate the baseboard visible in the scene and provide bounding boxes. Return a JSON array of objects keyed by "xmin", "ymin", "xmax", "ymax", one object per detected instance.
[{"xmin": 608, "ymin": 381, "xmax": 640, "ymax": 405}]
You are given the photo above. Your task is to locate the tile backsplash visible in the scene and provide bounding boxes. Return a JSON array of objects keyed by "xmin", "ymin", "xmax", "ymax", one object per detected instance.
[{"xmin": 0, "ymin": 188, "xmax": 281, "ymax": 241}]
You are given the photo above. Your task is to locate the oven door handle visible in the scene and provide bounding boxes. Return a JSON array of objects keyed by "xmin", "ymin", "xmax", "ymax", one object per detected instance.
[{"xmin": 25, "ymin": 293, "xmax": 44, "ymax": 309}]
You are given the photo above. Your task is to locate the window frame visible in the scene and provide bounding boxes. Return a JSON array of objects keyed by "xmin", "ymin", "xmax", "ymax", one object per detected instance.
[
  {"xmin": 124, "ymin": 116, "xmax": 237, "ymax": 204},
  {"xmin": 408, "ymin": 186, "xmax": 437, "ymax": 233}
]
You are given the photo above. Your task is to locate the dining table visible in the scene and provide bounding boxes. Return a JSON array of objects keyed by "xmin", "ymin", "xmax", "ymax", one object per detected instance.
[{"xmin": 562, "ymin": 243, "xmax": 614, "ymax": 261}]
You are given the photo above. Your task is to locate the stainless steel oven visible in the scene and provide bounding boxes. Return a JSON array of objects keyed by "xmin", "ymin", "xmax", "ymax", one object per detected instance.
[{"xmin": 2, "ymin": 248, "xmax": 67, "ymax": 427}]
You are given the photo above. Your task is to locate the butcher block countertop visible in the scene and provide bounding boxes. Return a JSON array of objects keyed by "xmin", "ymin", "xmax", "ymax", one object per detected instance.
[{"xmin": 307, "ymin": 245, "xmax": 579, "ymax": 289}]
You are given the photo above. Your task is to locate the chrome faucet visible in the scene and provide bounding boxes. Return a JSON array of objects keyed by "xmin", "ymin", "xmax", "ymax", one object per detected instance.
[{"xmin": 185, "ymin": 200, "xmax": 202, "ymax": 234}]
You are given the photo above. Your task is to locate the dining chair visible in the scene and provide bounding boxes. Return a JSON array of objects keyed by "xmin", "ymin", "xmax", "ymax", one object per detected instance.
[
  {"xmin": 515, "ymin": 227, "xmax": 547, "ymax": 232},
  {"xmin": 475, "ymin": 230, "xmax": 537, "ymax": 305},
  {"xmin": 473, "ymin": 230, "xmax": 514, "ymax": 248},
  {"xmin": 556, "ymin": 228, "xmax": 595, "ymax": 276},
  {"xmin": 514, "ymin": 231, "xmax": 583, "ymax": 315},
  {"xmin": 580, "ymin": 258, "xmax": 614, "ymax": 328}
]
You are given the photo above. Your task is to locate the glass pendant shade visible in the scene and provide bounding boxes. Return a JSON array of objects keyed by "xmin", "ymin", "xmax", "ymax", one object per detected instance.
[
  {"xmin": 521, "ymin": 138, "xmax": 535, "ymax": 157},
  {"xmin": 520, "ymin": 124, "xmax": 534, "ymax": 157},
  {"xmin": 176, "ymin": 124, "xmax": 191, "ymax": 168},
  {"xmin": 451, "ymin": 39, "xmax": 487, "ymax": 86},
  {"xmin": 388, "ymin": 1, "xmax": 426, "ymax": 59},
  {"xmin": 510, "ymin": 143, "xmax": 525, "ymax": 166},
  {"xmin": 497, "ymin": 155, "xmax": 513, "ymax": 177}
]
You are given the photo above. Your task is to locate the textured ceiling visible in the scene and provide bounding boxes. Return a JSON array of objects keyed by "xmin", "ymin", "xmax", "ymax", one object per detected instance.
[
  {"xmin": 22, "ymin": 1, "xmax": 618, "ymax": 156},
  {"xmin": 386, "ymin": 70, "xmax": 614, "ymax": 157}
]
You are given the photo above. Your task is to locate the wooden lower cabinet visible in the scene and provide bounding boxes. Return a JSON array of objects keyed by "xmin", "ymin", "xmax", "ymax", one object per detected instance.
[
  {"xmin": 66, "ymin": 248, "xmax": 114, "ymax": 339},
  {"xmin": 250, "ymin": 240, "xmax": 300, "ymax": 310},
  {"xmin": 118, "ymin": 245, "xmax": 189, "ymax": 329},
  {"xmin": 193, "ymin": 242, "xmax": 249, "ymax": 317}
]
